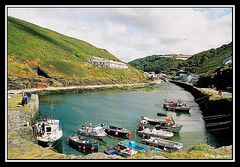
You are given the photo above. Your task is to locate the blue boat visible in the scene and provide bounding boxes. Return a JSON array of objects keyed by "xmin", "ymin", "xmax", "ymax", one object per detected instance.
[
  {"xmin": 104, "ymin": 146, "xmax": 138, "ymax": 157},
  {"xmin": 118, "ymin": 140, "xmax": 161, "ymax": 153}
]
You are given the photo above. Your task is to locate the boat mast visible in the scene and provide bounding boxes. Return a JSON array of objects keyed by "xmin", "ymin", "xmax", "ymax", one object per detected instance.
[{"xmin": 50, "ymin": 104, "xmax": 54, "ymax": 124}]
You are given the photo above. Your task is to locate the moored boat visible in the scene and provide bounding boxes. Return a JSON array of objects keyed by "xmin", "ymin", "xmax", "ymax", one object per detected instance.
[
  {"xmin": 101, "ymin": 124, "xmax": 131, "ymax": 139},
  {"xmin": 77, "ymin": 123, "xmax": 107, "ymax": 140},
  {"xmin": 163, "ymin": 99, "xmax": 191, "ymax": 112},
  {"xmin": 157, "ymin": 112, "xmax": 167, "ymax": 116},
  {"xmin": 155, "ymin": 123, "xmax": 182, "ymax": 133},
  {"xmin": 104, "ymin": 146, "xmax": 138, "ymax": 157},
  {"xmin": 67, "ymin": 134, "xmax": 99, "ymax": 151},
  {"xmin": 33, "ymin": 118, "xmax": 63, "ymax": 147},
  {"xmin": 137, "ymin": 128, "xmax": 174, "ymax": 139},
  {"xmin": 118, "ymin": 140, "xmax": 161, "ymax": 153},
  {"xmin": 140, "ymin": 116, "xmax": 165, "ymax": 125},
  {"xmin": 175, "ymin": 103, "xmax": 191, "ymax": 112},
  {"xmin": 119, "ymin": 148, "xmax": 138, "ymax": 157},
  {"xmin": 139, "ymin": 116, "xmax": 182, "ymax": 133},
  {"xmin": 142, "ymin": 137, "xmax": 183, "ymax": 150},
  {"xmin": 104, "ymin": 146, "xmax": 122, "ymax": 156}
]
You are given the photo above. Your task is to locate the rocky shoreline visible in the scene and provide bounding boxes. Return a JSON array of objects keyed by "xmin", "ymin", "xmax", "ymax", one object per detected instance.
[{"xmin": 8, "ymin": 82, "xmax": 150, "ymax": 95}]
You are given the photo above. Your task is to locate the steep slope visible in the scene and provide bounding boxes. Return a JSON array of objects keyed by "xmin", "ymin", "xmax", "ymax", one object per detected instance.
[
  {"xmin": 128, "ymin": 55, "xmax": 184, "ymax": 74},
  {"xmin": 129, "ymin": 42, "xmax": 232, "ymax": 76},
  {"xmin": 7, "ymin": 16, "xmax": 145, "ymax": 89},
  {"xmin": 178, "ymin": 42, "xmax": 232, "ymax": 74}
]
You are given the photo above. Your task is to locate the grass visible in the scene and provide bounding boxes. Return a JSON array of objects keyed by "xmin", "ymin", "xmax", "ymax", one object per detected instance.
[
  {"xmin": 184, "ymin": 43, "xmax": 232, "ymax": 75},
  {"xmin": 7, "ymin": 16, "xmax": 145, "ymax": 88},
  {"xmin": 129, "ymin": 144, "xmax": 232, "ymax": 159},
  {"xmin": 8, "ymin": 94, "xmax": 30, "ymax": 112}
]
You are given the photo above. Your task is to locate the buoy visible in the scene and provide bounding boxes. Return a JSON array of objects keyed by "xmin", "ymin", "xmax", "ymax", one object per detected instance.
[
  {"xmin": 77, "ymin": 145, "xmax": 81, "ymax": 151},
  {"xmin": 90, "ymin": 146, "xmax": 94, "ymax": 151},
  {"xmin": 126, "ymin": 131, "xmax": 131, "ymax": 138},
  {"xmin": 115, "ymin": 131, "xmax": 118, "ymax": 136},
  {"xmin": 82, "ymin": 145, "xmax": 86, "ymax": 150}
]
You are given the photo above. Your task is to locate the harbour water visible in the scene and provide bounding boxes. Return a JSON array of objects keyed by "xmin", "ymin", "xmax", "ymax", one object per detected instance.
[{"xmin": 39, "ymin": 83, "xmax": 217, "ymax": 155}]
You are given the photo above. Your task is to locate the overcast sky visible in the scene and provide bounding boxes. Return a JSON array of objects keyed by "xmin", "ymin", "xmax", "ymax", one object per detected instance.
[{"xmin": 8, "ymin": 7, "xmax": 232, "ymax": 62}]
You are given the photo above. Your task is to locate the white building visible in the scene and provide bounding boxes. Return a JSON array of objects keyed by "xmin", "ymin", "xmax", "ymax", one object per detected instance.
[{"xmin": 88, "ymin": 57, "xmax": 128, "ymax": 69}]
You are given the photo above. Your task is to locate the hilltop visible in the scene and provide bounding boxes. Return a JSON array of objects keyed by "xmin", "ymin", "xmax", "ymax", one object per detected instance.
[
  {"xmin": 128, "ymin": 55, "xmax": 184, "ymax": 74},
  {"xmin": 129, "ymin": 43, "xmax": 232, "ymax": 76},
  {"xmin": 178, "ymin": 42, "xmax": 232, "ymax": 74},
  {"xmin": 7, "ymin": 16, "xmax": 145, "ymax": 90}
]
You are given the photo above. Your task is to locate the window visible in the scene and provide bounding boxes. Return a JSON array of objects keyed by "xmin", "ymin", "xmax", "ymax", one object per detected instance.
[{"xmin": 46, "ymin": 127, "xmax": 51, "ymax": 132}]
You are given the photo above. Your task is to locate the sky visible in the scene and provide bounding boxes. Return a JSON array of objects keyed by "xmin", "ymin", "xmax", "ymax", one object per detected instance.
[{"xmin": 8, "ymin": 7, "xmax": 233, "ymax": 62}]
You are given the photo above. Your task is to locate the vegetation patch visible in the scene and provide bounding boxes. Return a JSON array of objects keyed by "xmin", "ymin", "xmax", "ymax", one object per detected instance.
[{"xmin": 8, "ymin": 16, "xmax": 145, "ymax": 89}]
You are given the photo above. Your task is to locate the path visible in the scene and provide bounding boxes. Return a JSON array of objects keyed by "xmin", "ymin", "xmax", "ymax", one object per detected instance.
[{"xmin": 8, "ymin": 83, "xmax": 149, "ymax": 94}]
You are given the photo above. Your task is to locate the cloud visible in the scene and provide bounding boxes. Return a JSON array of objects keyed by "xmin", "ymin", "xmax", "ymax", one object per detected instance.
[{"xmin": 8, "ymin": 7, "xmax": 232, "ymax": 62}]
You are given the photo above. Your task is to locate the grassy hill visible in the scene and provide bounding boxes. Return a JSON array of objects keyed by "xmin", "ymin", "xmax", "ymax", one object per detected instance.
[
  {"xmin": 178, "ymin": 42, "xmax": 232, "ymax": 74},
  {"xmin": 129, "ymin": 43, "xmax": 232, "ymax": 76},
  {"xmin": 7, "ymin": 16, "xmax": 145, "ymax": 89},
  {"xmin": 128, "ymin": 55, "xmax": 184, "ymax": 74}
]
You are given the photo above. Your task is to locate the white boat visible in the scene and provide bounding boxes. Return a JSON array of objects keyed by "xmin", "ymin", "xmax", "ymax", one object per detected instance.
[
  {"xmin": 77, "ymin": 123, "xmax": 107, "ymax": 140},
  {"xmin": 140, "ymin": 116, "xmax": 182, "ymax": 133},
  {"xmin": 137, "ymin": 128, "xmax": 174, "ymax": 139},
  {"xmin": 33, "ymin": 118, "xmax": 63, "ymax": 147},
  {"xmin": 142, "ymin": 137, "xmax": 183, "ymax": 150}
]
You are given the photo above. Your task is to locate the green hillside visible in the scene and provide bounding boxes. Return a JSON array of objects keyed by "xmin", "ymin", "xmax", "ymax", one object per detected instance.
[
  {"xmin": 7, "ymin": 16, "xmax": 145, "ymax": 89},
  {"xmin": 178, "ymin": 42, "xmax": 232, "ymax": 74},
  {"xmin": 128, "ymin": 55, "xmax": 184, "ymax": 74},
  {"xmin": 129, "ymin": 43, "xmax": 232, "ymax": 76}
]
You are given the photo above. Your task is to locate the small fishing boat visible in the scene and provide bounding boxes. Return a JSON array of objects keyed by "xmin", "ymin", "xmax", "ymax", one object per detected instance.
[
  {"xmin": 137, "ymin": 128, "xmax": 174, "ymax": 139},
  {"xmin": 33, "ymin": 118, "xmax": 63, "ymax": 147},
  {"xmin": 140, "ymin": 116, "xmax": 165, "ymax": 125},
  {"xmin": 155, "ymin": 123, "xmax": 182, "ymax": 133},
  {"xmin": 101, "ymin": 124, "xmax": 131, "ymax": 139},
  {"xmin": 163, "ymin": 99, "xmax": 191, "ymax": 112},
  {"xmin": 157, "ymin": 112, "xmax": 167, "ymax": 116},
  {"xmin": 104, "ymin": 146, "xmax": 122, "ymax": 156},
  {"xmin": 67, "ymin": 134, "xmax": 99, "ymax": 151},
  {"xmin": 104, "ymin": 146, "xmax": 137, "ymax": 157},
  {"xmin": 118, "ymin": 140, "xmax": 161, "ymax": 153},
  {"xmin": 119, "ymin": 148, "xmax": 138, "ymax": 157},
  {"xmin": 77, "ymin": 123, "xmax": 107, "ymax": 140},
  {"xmin": 142, "ymin": 137, "xmax": 183, "ymax": 150},
  {"xmin": 175, "ymin": 103, "xmax": 191, "ymax": 112},
  {"xmin": 139, "ymin": 117, "xmax": 182, "ymax": 133}
]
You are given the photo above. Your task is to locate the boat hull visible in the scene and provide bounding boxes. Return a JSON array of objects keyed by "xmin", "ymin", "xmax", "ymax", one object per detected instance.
[
  {"xmin": 175, "ymin": 107, "xmax": 191, "ymax": 112},
  {"xmin": 68, "ymin": 137, "xmax": 99, "ymax": 151},
  {"xmin": 118, "ymin": 140, "xmax": 161, "ymax": 153},
  {"xmin": 137, "ymin": 129, "xmax": 174, "ymax": 139},
  {"xmin": 155, "ymin": 124, "xmax": 182, "ymax": 133},
  {"xmin": 37, "ymin": 137, "xmax": 61, "ymax": 148},
  {"xmin": 105, "ymin": 129, "xmax": 129, "ymax": 138},
  {"xmin": 157, "ymin": 112, "xmax": 167, "ymax": 116},
  {"xmin": 142, "ymin": 138, "xmax": 183, "ymax": 150}
]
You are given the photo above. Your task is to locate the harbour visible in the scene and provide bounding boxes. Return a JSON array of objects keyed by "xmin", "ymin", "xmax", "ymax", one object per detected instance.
[{"xmin": 38, "ymin": 83, "xmax": 225, "ymax": 155}]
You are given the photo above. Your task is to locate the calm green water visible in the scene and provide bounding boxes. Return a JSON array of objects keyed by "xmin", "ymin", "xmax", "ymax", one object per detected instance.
[{"xmin": 39, "ymin": 83, "xmax": 210, "ymax": 155}]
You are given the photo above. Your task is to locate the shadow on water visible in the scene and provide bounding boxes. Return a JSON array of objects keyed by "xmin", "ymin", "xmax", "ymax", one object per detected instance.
[{"xmin": 175, "ymin": 111, "xmax": 191, "ymax": 117}]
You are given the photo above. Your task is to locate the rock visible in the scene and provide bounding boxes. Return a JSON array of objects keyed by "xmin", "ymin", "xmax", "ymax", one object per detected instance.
[
  {"xmin": 146, "ymin": 156, "xmax": 168, "ymax": 159},
  {"xmin": 81, "ymin": 153, "xmax": 123, "ymax": 159}
]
